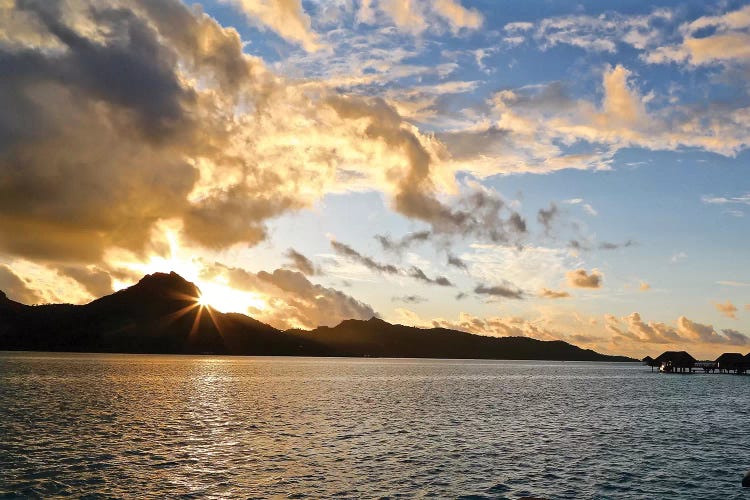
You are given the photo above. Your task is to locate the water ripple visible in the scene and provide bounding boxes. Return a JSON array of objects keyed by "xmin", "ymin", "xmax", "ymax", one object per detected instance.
[{"xmin": 1, "ymin": 354, "xmax": 749, "ymax": 499}]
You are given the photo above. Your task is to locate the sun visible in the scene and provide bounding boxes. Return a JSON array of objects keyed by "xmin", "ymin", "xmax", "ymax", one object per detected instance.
[
  {"xmin": 111, "ymin": 225, "xmax": 268, "ymax": 314},
  {"xmin": 193, "ymin": 280, "xmax": 267, "ymax": 314},
  {"xmin": 197, "ymin": 294, "xmax": 212, "ymax": 308}
]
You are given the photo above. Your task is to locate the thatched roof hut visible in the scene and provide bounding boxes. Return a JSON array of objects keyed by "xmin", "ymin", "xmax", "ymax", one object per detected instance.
[
  {"xmin": 654, "ymin": 351, "xmax": 696, "ymax": 372},
  {"xmin": 715, "ymin": 352, "xmax": 745, "ymax": 372},
  {"xmin": 642, "ymin": 355, "xmax": 654, "ymax": 365}
]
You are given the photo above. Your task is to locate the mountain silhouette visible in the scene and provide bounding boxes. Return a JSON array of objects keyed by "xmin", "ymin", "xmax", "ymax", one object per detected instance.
[{"xmin": 0, "ymin": 272, "xmax": 633, "ymax": 361}]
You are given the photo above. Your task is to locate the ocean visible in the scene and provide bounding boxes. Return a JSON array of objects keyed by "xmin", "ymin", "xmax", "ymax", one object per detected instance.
[{"xmin": 1, "ymin": 353, "xmax": 748, "ymax": 499}]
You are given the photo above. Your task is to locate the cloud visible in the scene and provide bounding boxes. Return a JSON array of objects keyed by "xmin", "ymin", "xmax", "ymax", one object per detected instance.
[
  {"xmin": 538, "ymin": 288, "xmax": 570, "ymax": 299},
  {"xmin": 57, "ymin": 266, "xmax": 113, "ymax": 298},
  {"xmin": 408, "ymin": 266, "xmax": 453, "ymax": 287},
  {"xmin": 201, "ymin": 263, "xmax": 376, "ymax": 330},
  {"xmin": 607, "ymin": 312, "xmax": 750, "ymax": 346},
  {"xmin": 639, "ymin": 281, "xmax": 651, "ymax": 291},
  {"xmin": 537, "ymin": 203, "xmax": 559, "ymax": 234},
  {"xmin": 670, "ymin": 252, "xmax": 687, "ymax": 263},
  {"xmin": 566, "ymin": 268, "xmax": 603, "ymax": 289},
  {"xmin": 284, "ymin": 248, "xmax": 319, "ymax": 276},
  {"xmin": 714, "ymin": 300, "xmax": 738, "ymax": 319},
  {"xmin": 432, "ymin": 0, "xmax": 483, "ymax": 33},
  {"xmin": 509, "ymin": 9, "xmax": 672, "ymax": 54},
  {"xmin": 0, "ymin": 0, "xmax": 521, "ymax": 270},
  {"xmin": 446, "ymin": 253, "xmax": 468, "ymax": 270},
  {"xmin": 0, "ymin": 0, "xmax": 313, "ymax": 262},
  {"xmin": 463, "ymin": 244, "xmax": 577, "ymax": 295},
  {"xmin": 443, "ymin": 63, "xmax": 750, "ymax": 179},
  {"xmin": 375, "ymin": 230, "xmax": 431, "ymax": 253},
  {"xmin": 645, "ymin": 6, "xmax": 750, "ymax": 67},
  {"xmin": 474, "ymin": 282, "xmax": 524, "ymax": 300},
  {"xmin": 606, "ymin": 312, "xmax": 682, "ymax": 344},
  {"xmin": 326, "ymin": 97, "xmax": 529, "ymax": 244},
  {"xmin": 599, "ymin": 240, "xmax": 636, "ymax": 250},
  {"xmin": 359, "ymin": 0, "xmax": 482, "ymax": 35},
  {"xmin": 331, "ymin": 240, "xmax": 451, "ymax": 286},
  {"xmin": 717, "ymin": 280, "xmax": 750, "ymax": 287},
  {"xmin": 222, "ymin": 0, "xmax": 322, "ymax": 52},
  {"xmin": 0, "ymin": 264, "xmax": 42, "ymax": 304},
  {"xmin": 702, "ymin": 193, "xmax": 750, "ymax": 205},
  {"xmin": 331, "ymin": 240, "xmax": 399, "ymax": 274},
  {"xmin": 395, "ymin": 309, "xmax": 563, "ymax": 342},
  {"xmin": 392, "ymin": 295, "xmax": 427, "ymax": 304},
  {"xmin": 677, "ymin": 316, "xmax": 748, "ymax": 345}
]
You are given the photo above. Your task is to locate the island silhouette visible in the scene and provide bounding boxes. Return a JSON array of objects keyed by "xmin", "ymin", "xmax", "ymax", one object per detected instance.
[{"xmin": 0, "ymin": 272, "xmax": 634, "ymax": 361}]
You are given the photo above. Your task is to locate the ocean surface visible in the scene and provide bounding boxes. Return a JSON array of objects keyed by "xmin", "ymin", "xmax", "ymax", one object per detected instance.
[{"xmin": 1, "ymin": 353, "xmax": 748, "ymax": 499}]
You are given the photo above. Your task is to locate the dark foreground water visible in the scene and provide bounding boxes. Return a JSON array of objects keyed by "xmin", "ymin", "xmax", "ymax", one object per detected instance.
[{"xmin": 1, "ymin": 353, "xmax": 748, "ymax": 499}]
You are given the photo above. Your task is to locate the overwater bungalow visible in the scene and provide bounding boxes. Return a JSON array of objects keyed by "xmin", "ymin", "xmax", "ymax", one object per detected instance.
[
  {"xmin": 742, "ymin": 353, "xmax": 750, "ymax": 374},
  {"xmin": 715, "ymin": 353, "xmax": 745, "ymax": 374},
  {"xmin": 642, "ymin": 355, "xmax": 657, "ymax": 371},
  {"xmin": 654, "ymin": 351, "xmax": 696, "ymax": 373}
]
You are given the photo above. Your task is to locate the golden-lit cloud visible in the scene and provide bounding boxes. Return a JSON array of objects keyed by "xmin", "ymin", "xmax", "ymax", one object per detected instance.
[
  {"xmin": 443, "ymin": 64, "xmax": 750, "ymax": 178},
  {"xmin": 222, "ymin": 0, "xmax": 322, "ymax": 51},
  {"xmin": 606, "ymin": 312, "xmax": 750, "ymax": 346},
  {"xmin": 538, "ymin": 288, "xmax": 571, "ymax": 299},
  {"xmin": 0, "ymin": 0, "xmax": 509, "ymax": 269},
  {"xmin": 566, "ymin": 268, "xmax": 603, "ymax": 289},
  {"xmin": 358, "ymin": 0, "xmax": 482, "ymax": 35},
  {"xmin": 394, "ymin": 309, "xmax": 561, "ymax": 342},
  {"xmin": 714, "ymin": 300, "xmax": 739, "ymax": 319},
  {"xmin": 0, "ymin": 264, "xmax": 42, "ymax": 304},
  {"xmin": 201, "ymin": 262, "xmax": 377, "ymax": 330},
  {"xmin": 645, "ymin": 5, "xmax": 750, "ymax": 66}
]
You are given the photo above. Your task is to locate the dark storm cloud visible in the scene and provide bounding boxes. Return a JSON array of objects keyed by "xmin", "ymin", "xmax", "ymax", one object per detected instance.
[{"xmin": 0, "ymin": 0, "xmax": 290, "ymax": 262}]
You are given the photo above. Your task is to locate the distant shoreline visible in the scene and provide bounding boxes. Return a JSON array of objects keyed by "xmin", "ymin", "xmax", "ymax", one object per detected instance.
[{"xmin": 0, "ymin": 349, "xmax": 639, "ymax": 362}]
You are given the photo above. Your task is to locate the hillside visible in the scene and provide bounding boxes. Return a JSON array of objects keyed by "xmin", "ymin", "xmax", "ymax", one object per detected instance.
[{"xmin": 0, "ymin": 272, "xmax": 634, "ymax": 361}]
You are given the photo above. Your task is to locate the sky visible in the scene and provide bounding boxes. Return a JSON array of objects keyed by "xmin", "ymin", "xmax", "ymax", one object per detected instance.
[{"xmin": 1, "ymin": 0, "xmax": 750, "ymax": 359}]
